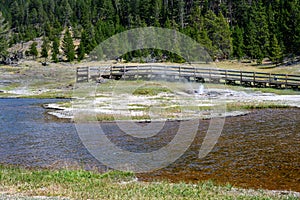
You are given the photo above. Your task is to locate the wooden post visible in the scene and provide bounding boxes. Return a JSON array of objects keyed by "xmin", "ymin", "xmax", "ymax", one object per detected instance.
[
  {"xmin": 76, "ymin": 68, "xmax": 79, "ymax": 83},
  {"xmin": 253, "ymin": 72, "xmax": 256, "ymax": 86},
  {"xmin": 87, "ymin": 67, "xmax": 90, "ymax": 82},
  {"xmin": 123, "ymin": 66, "xmax": 126, "ymax": 80},
  {"xmin": 151, "ymin": 65, "xmax": 153, "ymax": 75},
  {"xmin": 110, "ymin": 65, "xmax": 112, "ymax": 79},
  {"xmin": 209, "ymin": 69, "xmax": 212, "ymax": 83},
  {"xmin": 179, "ymin": 66, "xmax": 181, "ymax": 77},
  {"xmin": 285, "ymin": 74, "xmax": 288, "ymax": 87},
  {"xmin": 164, "ymin": 65, "xmax": 167, "ymax": 78},
  {"xmin": 98, "ymin": 66, "xmax": 101, "ymax": 79},
  {"xmin": 240, "ymin": 71, "xmax": 243, "ymax": 85},
  {"xmin": 137, "ymin": 65, "xmax": 139, "ymax": 80}
]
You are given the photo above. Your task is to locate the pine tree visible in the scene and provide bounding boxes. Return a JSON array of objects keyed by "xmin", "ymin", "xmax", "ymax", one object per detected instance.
[
  {"xmin": 232, "ymin": 25, "xmax": 244, "ymax": 61},
  {"xmin": 251, "ymin": 1, "xmax": 269, "ymax": 64},
  {"xmin": 291, "ymin": 1, "xmax": 300, "ymax": 55},
  {"xmin": 216, "ymin": 12, "xmax": 232, "ymax": 59},
  {"xmin": 41, "ymin": 37, "xmax": 50, "ymax": 61},
  {"xmin": 244, "ymin": 19, "xmax": 257, "ymax": 60},
  {"xmin": 3, "ymin": 0, "xmax": 300, "ymax": 62},
  {"xmin": 62, "ymin": 28, "xmax": 75, "ymax": 62},
  {"xmin": 0, "ymin": 12, "xmax": 9, "ymax": 62},
  {"xmin": 189, "ymin": 10, "xmax": 214, "ymax": 57},
  {"xmin": 268, "ymin": 34, "xmax": 283, "ymax": 65},
  {"xmin": 61, "ymin": 0, "xmax": 73, "ymax": 27},
  {"xmin": 77, "ymin": 40, "xmax": 85, "ymax": 61},
  {"xmin": 51, "ymin": 37, "xmax": 60, "ymax": 63},
  {"xmin": 204, "ymin": 10, "xmax": 232, "ymax": 59},
  {"xmin": 29, "ymin": 42, "xmax": 38, "ymax": 60},
  {"xmin": 148, "ymin": 0, "xmax": 162, "ymax": 26}
]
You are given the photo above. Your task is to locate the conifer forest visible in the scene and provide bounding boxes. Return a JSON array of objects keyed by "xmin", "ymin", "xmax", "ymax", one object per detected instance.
[{"xmin": 0, "ymin": 0, "xmax": 300, "ymax": 64}]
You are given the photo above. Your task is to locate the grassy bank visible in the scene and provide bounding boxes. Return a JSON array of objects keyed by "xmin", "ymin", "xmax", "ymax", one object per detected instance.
[
  {"xmin": 215, "ymin": 60, "xmax": 300, "ymax": 75},
  {"xmin": 205, "ymin": 83, "xmax": 300, "ymax": 95},
  {"xmin": 0, "ymin": 165, "xmax": 298, "ymax": 200},
  {"xmin": 0, "ymin": 61, "xmax": 75, "ymax": 99}
]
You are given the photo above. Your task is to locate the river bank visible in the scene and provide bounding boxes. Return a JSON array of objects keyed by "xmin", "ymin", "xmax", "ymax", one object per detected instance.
[{"xmin": 0, "ymin": 165, "xmax": 299, "ymax": 200}]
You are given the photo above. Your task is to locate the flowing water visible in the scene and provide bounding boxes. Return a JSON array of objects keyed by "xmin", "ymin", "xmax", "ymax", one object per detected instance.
[
  {"xmin": 0, "ymin": 98, "xmax": 101, "ymax": 169},
  {"xmin": 0, "ymin": 98, "xmax": 299, "ymax": 192}
]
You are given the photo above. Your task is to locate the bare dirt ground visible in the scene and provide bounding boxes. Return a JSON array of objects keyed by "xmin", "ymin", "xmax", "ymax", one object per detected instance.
[{"xmin": 0, "ymin": 60, "xmax": 76, "ymax": 98}]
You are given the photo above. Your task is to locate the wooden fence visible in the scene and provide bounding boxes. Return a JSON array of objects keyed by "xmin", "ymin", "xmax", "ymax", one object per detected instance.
[{"xmin": 76, "ymin": 65, "xmax": 300, "ymax": 90}]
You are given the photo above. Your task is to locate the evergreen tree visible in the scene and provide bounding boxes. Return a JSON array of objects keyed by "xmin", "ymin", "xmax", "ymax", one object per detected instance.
[
  {"xmin": 77, "ymin": 40, "xmax": 85, "ymax": 61},
  {"xmin": 62, "ymin": 28, "xmax": 75, "ymax": 62},
  {"xmin": 80, "ymin": 29, "xmax": 91, "ymax": 53},
  {"xmin": 188, "ymin": 9, "xmax": 214, "ymax": 56},
  {"xmin": 84, "ymin": 23, "xmax": 97, "ymax": 52},
  {"xmin": 232, "ymin": 25, "xmax": 244, "ymax": 60},
  {"xmin": 29, "ymin": 42, "xmax": 38, "ymax": 60},
  {"xmin": 41, "ymin": 36, "xmax": 50, "ymax": 61},
  {"xmin": 61, "ymin": 0, "xmax": 73, "ymax": 27},
  {"xmin": 0, "ymin": 12, "xmax": 9, "ymax": 62},
  {"xmin": 204, "ymin": 10, "xmax": 232, "ymax": 59},
  {"xmin": 289, "ymin": 0, "xmax": 300, "ymax": 55},
  {"xmin": 253, "ymin": 1, "xmax": 269, "ymax": 64},
  {"xmin": 244, "ymin": 19, "xmax": 262, "ymax": 63},
  {"xmin": 268, "ymin": 34, "xmax": 283, "ymax": 65},
  {"xmin": 216, "ymin": 12, "xmax": 232, "ymax": 59},
  {"xmin": 2, "ymin": 0, "xmax": 300, "ymax": 62},
  {"xmin": 148, "ymin": 0, "xmax": 162, "ymax": 26},
  {"xmin": 51, "ymin": 37, "xmax": 60, "ymax": 63}
]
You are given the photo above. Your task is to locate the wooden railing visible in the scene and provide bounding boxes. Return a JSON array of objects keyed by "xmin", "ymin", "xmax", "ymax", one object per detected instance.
[{"xmin": 76, "ymin": 65, "xmax": 300, "ymax": 89}]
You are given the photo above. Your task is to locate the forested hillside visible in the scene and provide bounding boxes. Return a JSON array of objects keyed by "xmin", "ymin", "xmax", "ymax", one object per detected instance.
[{"xmin": 0, "ymin": 0, "xmax": 300, "ymax": 63}]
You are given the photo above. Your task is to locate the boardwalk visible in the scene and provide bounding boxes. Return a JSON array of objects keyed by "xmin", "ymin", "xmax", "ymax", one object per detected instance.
[{"xmin": 76, "ymin": 65, "xmax": 300, "ymax": 90}]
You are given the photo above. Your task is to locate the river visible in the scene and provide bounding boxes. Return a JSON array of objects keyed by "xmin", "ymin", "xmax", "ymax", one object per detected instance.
[{"xmin": 0, "ymin": 98, "xmax": 299, "ymax": 192}]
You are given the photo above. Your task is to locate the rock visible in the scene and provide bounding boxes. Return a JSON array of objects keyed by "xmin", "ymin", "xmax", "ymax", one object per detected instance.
[
  {"xmin": 97, "ymin": 77, "xmax": 107, "ymax": 83},
  {"xmin": 42, "ymin": 62, "xmax": 49, "ymax": 66}
]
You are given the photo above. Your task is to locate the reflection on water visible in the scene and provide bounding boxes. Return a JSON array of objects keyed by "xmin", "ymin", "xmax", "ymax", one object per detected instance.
[
  {"xmin": 0, "ymin": 98, "xmax": 299, "ymax": 192},
  {"xmin": 138, "ymin": 109, "xmax": 300, "ymax": 192},
  {"xmin": 0, "ymin": 98, "xmax": 102, "ymax": 170}
]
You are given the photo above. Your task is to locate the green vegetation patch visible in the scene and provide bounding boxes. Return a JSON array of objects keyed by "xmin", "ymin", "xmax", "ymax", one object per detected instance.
[
  {"xmin": 21, "ymin": 91, "xmax": 73, "ymax": 99},
  {"xmin": 0, "ymin": 82, "xmax": 21, "ymax": 91},
  {"xmin": 133, "ymin": 85, "xmax": 172, "ymax": 96},
  {"xmin": 0, "ymin": 165, "xmax": 298, "ymax": 199},
  {"xmin": 226, "ymin": 102, "xmax": 291, "ymax": 111}
]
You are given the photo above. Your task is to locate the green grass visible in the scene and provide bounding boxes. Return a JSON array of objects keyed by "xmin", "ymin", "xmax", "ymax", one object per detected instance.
[
  {"xmin": 133, "ymin": 85, "xmax": 172, "ymax": 96},
  {"xmin": 251, "ymin": 87, "xmax": 300, "ymax": 95},
  {"xmin": 56, "ymin": 101, "xmax": 72, "ymax": 108},
  {"xmin": 204, "ymin": 83, "xmax": 300, "ymax": 95},
  {"xmin": 20, "ymin": 91, "xmax": 73, "ymax": 99},
  {"xmin": 226, "ymin": 102, "xmax": 291, "ymax": 111},
  {"xmin": 215, "ymin": 60, "xmax": 300, "ymax": 75},
  {"xmin": 0, "ymin": 82, "xmax": 21, "ymax": 91},
  {"xmin": 0, "ymin": 165, "xmax": 298, "ymax": 200},
  {"xmin": 74, "ymin": 113, "xmax": 152, "ymax": 122}
]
